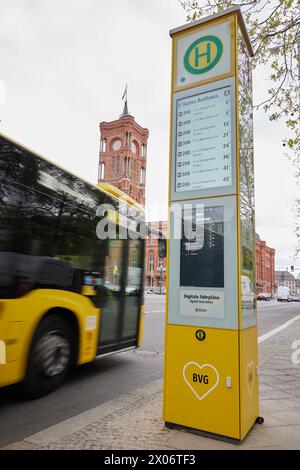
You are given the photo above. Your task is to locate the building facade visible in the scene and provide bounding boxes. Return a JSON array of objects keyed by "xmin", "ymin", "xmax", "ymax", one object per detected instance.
[
  {"xmin": 256, "ymin": 235, "xmax": 276, "ymax": 294},
  {"xmin": 145, "ymin": 221, "xmax": 167, "ymax": 290},
  {"xmin": 98, "ymin": 101, "xmax": 167, "ymax": 291},
  {"xmin": 98, "ymin": 107, "xmax": 149, "ymax": 206},
  {"xmin": 296, "ymin": 273, "xmax": 300, "ymax": 294},
  {"xmin": 275, "ymin": 270, "xmax": 296, "ymax": 294}
]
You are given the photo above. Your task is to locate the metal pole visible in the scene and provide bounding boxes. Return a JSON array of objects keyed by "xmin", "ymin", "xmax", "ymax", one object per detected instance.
[
  {"xmin": 150, "ymin": 264, "xmax": 153, "ymax": 290},
  {"xmin": 159, "ymin": 265, "xmax": 162, "ymax": 295}
]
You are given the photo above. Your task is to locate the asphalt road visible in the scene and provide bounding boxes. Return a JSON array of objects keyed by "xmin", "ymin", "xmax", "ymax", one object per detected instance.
[
  {"xmin": 0, "ymin": 296, "xmax": 299, "ymax": 447},
  {"xmin": 256, "ymin": 299, "xmax": 300, "ymax": 335}
]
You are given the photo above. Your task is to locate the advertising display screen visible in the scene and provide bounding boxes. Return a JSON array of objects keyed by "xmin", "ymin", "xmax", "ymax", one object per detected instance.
[{"xmin": 175, "ymin": 85, "xmax": 232, "ymax": 193}]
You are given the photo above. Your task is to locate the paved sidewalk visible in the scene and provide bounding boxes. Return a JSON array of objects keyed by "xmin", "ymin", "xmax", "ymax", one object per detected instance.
[{"xmin": 3, "ymin": 318, "xmax": 300, "ymax": 450}]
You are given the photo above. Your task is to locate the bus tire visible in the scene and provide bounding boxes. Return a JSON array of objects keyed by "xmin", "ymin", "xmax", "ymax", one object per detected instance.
[{"xmin": 21, "ymin": 315, "xmax": 74, "ymax": 399}]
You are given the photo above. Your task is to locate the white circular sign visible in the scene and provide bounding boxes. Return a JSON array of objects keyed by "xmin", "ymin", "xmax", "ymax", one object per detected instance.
[{"xmin": 113, "ymin": 139, "xmax": 121, "ymax": 151}]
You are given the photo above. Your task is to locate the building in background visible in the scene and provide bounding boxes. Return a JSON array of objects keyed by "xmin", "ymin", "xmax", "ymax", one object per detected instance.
[
  {"xmin": 98, "ymin": 98, "xmax": 148, "ymax": 206},
  {"xmin": 275, "ymin": 270, "xmax": 296, "ymax": 294},
  {"xmin": 145, "ymin": 221, "xmax": 167, "ymax": 290},
  {"xmin": 256, "ymin": 234, "xmax": 276, "ymax": 295},
  {"xmin": 296, "ymin": 273, "xmax": 300, "ymax": 294},
  {"xmin": 98, "ymin": 96, "xmax": 166, "ymax": 291}
]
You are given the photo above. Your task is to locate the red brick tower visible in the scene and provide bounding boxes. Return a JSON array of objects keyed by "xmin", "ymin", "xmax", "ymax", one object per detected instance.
[{"xmin": 98, "ymin": 94, "xmax": 149, "ymax": 206}]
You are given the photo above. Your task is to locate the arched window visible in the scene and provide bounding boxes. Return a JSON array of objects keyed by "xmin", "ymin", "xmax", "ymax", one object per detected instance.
[
  {"xmin": 131, "ymin": 250, "xmax": 138, "ymax": 267},
  {"xmin": 99, "ymin": 162, "xmax": 105, "ymax": 180},
  {"xmin": 128, "ymin": 157, "xmax": 131, "ymax": 178},
  {"xmin": 142, "ymin": 144, "xmax": 147, "ymax": 157},
  {"xmin": 101, "ymin": 139, "xmax": 107, "ymax": 153},
  {"xmin": 140, "ymin": 168, "xmax": 146, "ymax": 185},
  {"xmin": 149, "ymin": 251, "xmax": 155, "ymax": 271}
]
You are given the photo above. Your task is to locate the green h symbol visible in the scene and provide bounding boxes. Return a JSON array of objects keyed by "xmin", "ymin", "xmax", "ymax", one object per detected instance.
[{"xmin": 195, "ymin": 42, "xmax": 211, "ymax": 67}]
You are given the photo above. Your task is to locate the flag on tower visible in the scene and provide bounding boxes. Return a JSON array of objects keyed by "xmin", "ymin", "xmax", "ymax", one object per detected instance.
[{"xmin": 122, "ymin": 84, "xmax": 128, "ymax": 101}]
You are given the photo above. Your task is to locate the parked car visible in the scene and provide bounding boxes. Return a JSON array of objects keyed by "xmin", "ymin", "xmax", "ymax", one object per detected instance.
[
  {"xmin": 145, "ymin": 289, "xmax": 153, "ymax": 294},
  {"xmin": 257, "ymin": 292, "xmax": 271, "ymax": 301},
  {"xmin": 290, "ymin": 294, "xmax": 300, "ymax": 302}
]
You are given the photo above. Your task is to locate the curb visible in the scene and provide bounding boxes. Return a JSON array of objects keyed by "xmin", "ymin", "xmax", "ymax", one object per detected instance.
[{"xmin": 3, "ymin": 379, "xmax": 163, "ymax": 449}]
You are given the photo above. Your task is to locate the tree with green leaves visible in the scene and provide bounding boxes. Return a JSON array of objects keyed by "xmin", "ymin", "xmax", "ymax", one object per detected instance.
[{"xmin": 179, "ymin": 0, "xmax": 300, "ymax": 159}]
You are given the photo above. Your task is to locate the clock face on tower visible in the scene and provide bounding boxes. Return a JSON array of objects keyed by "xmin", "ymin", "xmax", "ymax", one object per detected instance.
[
  {"xmin": 131, "ymin": 142, "xmax": 136, "ymax": 153},
  {"xmin": 112, "ymin": 139, "xmax": 121, "ymax": 151}
]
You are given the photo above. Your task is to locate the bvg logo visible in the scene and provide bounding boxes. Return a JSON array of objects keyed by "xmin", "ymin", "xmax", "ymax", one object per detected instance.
[{"xmin": 184, "ymin": 35, "xmax": 223, "ymax": 75}]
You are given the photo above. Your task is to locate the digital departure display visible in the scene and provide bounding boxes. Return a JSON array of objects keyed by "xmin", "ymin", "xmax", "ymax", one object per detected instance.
[
  {"xmin": 180, "ymin": 205, "xmax": 224, "ymax": 288},
  {"xmin": 175, "ymin": 86, "xmax": 232, "ymax": 192}
]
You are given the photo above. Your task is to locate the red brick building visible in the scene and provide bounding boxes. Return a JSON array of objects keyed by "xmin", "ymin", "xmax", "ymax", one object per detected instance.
[
  {"xmin": 98, "ymin": 99, "xmax": 167, "ymax": 291},
  {"xmin": 256, "ymin": 234, "xmax": 276, "ymax": 295},
  {"xmin": 145, "ymin": 221, "xmax": 167, "ymax": 290},
  {"xmin": 98, "ymin": 102, "xmax": 148, "ymax": 206}
]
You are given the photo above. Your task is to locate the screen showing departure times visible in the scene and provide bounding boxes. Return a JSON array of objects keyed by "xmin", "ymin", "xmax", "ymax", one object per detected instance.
[{"xmin": 175, "ymin": 85, "xmax": 232, "ymax": 193}]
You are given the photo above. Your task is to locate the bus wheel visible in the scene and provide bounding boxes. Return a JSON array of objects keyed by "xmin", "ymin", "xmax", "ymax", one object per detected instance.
[{"xmin": 22, "ymin": 315, "xmax": 74, "ymax": 398}]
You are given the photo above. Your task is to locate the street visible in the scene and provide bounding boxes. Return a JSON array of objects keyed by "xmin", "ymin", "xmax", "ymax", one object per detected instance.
[
  {"xmin": 257, "ymin": 299, "xmax": 300, "ymax": 336},
  {"xmin": 0, "ymin": 296, "xmax": 299, "ymax": 448}
]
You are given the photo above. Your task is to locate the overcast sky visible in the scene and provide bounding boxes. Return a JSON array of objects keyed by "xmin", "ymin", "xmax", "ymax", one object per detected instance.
[{"xmin": 0, "ymin": 0, "xmax": 298, "ymax": 271}]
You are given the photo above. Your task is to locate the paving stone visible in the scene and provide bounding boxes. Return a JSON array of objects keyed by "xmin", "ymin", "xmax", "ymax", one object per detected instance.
[
  {"xmin": 268, "ymin": 410, "xmax": 300, "ymax": 426},
  {"xmin": 255, "ymin": 425, "xmax": 300, "ymax": 450},
  {"xmin": 260, "ymin": 398, "xmax": 300, "ymax": 412}
]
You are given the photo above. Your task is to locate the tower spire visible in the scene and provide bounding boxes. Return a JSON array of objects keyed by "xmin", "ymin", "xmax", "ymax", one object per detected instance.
[{"xmin": 121, "ymin": 84, "xmax": 129, "ymax": 116}]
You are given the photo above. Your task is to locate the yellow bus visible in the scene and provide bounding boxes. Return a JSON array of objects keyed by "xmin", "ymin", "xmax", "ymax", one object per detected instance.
[{"xmin": 0, "ymin": 133, "xmax": 145, "ymax": 398}]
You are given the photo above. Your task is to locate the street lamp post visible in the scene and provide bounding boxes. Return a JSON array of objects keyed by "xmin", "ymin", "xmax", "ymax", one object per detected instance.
[{"xmin": 150, "ymin": 260, "xmax": 154, "ymax": 291}]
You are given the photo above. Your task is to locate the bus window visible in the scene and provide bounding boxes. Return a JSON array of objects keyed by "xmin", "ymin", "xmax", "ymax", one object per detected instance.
[
  {"xmin": 97, "ymin": 239, "xmax": 124, "ymax": 349},
  {"xmin": 122, "ymin": 239, "xmax": 143, "ymax": 341}
]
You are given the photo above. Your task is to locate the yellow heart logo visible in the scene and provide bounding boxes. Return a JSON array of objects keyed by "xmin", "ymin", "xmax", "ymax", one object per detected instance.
[
  {"xmin": 246, "ymin": 361, "xmax": 255, "ymax": 397},
  {"xmin": 183, "ymin": 361, "xmax": 219, "ymax": 401}
]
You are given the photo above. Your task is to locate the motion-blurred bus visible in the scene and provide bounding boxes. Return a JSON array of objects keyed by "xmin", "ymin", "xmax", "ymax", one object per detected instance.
[{"xmin": 0, "ymin": 133, "xmax": 145, "ymax": 397}]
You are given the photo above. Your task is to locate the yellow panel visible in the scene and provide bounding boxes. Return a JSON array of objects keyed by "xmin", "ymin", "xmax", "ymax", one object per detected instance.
[
  {"xmin": 137, "ymin": 305, "xmax": 145, "ymax": 347},
  {"xmin": 81, "ymin": 286, "xmax": 97, "ymax": 296},
  {"xmin": 164, "ymin": 325, "xmax": 240, "ymax": 440},
  {"xmin": 97, "ymin": 182, "xmax": 144, "ymax": 213},
  {"xmin": 239, "ymin": 326, "xmax": 259, "ymax": 438},
  {"xmin": 0, "ymin": 289, "xmax": 100, "ymax": 388}
]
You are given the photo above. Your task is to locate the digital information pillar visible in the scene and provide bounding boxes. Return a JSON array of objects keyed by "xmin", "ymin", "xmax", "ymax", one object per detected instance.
[{"xmin": 164, "ymin": 6, "xmax": 260, "ymax": 442}]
